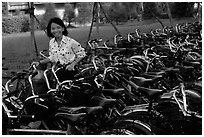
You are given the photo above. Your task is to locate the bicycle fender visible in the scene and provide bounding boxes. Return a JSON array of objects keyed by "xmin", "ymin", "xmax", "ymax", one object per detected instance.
[
  {"xmin": 122, "ymin": 108, "xmax": 149, "ymax": 120},
  {"xmin": 114, "ymin": 119, "xmax": 153, "ymax": 135},
  {"xmin": 185, "ymin": 89, "xmax": 201, "ymax": 102}
]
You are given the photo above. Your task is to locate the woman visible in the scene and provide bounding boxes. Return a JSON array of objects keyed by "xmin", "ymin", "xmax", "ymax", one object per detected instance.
[{"xmin": 34, "ymin": 17, "xmax": 86, "ymax": 82}]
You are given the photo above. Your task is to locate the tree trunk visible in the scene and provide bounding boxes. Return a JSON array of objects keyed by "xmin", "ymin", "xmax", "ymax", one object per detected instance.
[
  {"xmin": 140, "ymin": 2, "xmax": 144, "ymax": 21},
  {"xmin": 29, "ymin": 2, "xmax": 38, "ymax": 57},
  {"xmin": 166, "ymin": 2, "xmax": 173, "ymax": 26},
  {"xmin": 95, "ymin": 2, "xmax": 100, "ymax": 38},
  {"xmin": 194, "ymin": 2, "xmax": 202, "ymax": 22}
]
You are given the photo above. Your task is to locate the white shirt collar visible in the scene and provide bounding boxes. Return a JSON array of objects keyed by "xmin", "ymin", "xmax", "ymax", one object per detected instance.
[{"xmin": 54, "ymin": 35, "xmax": 67, "ymax": 44}]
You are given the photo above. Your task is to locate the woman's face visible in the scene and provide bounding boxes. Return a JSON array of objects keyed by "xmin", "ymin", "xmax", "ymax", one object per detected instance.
[{"xmin": 51, "ymin": 22, "xmax": 64, "ymax": 39}]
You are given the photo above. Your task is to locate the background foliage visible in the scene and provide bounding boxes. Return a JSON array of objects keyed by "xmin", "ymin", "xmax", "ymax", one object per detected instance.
[
  {"xmin": 41, "ymin": 3, "xmax": 58, "ymax": 30},
  {"xmin": 2, "ymin": 2, "xmax": 200, "ymax": 34},
  {"xmin": 63, "ymin": 3, "xmax": 75, "ymax": 27},
  {"xmin": 2, "ymin": 15, "xmax": 30, "ymax": 34},
  {"xmin": 143, "ymin": 2, "xmax": 158, "ymax": 20},
  {"xmin": 74, "ymin": 2, "xmax": 93, "ymax": 25},
  {"xmin": 171, "ymin": 2, "xmax": 195, "ymax": 18}
]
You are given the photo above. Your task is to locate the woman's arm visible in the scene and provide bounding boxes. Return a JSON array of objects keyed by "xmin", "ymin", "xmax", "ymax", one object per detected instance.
[
  {"xmin": 39, "ymin": 58, "xmax": 50, "ymax": 64},
  {"xmin": 66, "ymin": 55, "xmax": 84, "ymax": 71},
  {"xmin": 66, "ymin": 42, "xmax": 86, "ymax": 70},
  {"xmin": 72, "ymin": 56, "xmax": 84, "ymax": 65}
]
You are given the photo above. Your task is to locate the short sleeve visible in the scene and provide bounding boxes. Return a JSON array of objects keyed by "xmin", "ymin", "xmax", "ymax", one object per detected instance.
[
  {"xmin": 71, "ymin": 40, "xmax": 86, "ymax": 58},
  {"xmin": 48, "ymin": 39, "xmax": 54, "ymax": 62}
]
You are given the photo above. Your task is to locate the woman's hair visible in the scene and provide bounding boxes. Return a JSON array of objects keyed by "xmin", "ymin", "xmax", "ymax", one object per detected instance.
[{"xmin": 46, "ymin": 17, "xmax": 68, "ymax": 38}]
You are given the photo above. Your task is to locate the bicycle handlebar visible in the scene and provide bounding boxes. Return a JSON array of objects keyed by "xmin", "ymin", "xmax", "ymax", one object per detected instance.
[
  {"xmin": 39, "ymin": 49, "xmax": 49, "ymax": 59},
  {"xmin": 8, "ymin": 115, "xmax": 35, "ymax": 119}
]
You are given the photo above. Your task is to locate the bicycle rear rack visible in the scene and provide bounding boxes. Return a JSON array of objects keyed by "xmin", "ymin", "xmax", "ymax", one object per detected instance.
[{"xmin": 8, "ymin": 129, "xmax": 67, "ymax": 135}]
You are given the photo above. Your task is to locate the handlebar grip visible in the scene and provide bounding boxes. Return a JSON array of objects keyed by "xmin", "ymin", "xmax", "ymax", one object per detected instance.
[
  {"xmin": 37, "ymin": 94, "xmax": 53, "ymax": 98},
  {"xmin": 31, "ymin": 71, "xmax": 38, "ymax": 78}
]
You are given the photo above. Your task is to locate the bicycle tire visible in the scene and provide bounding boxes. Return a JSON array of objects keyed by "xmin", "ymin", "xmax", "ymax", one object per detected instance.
[
  {"xmin": 122, "ymin": 108, "xmax": 149, "ymax": 123},
  {"xmin": 113, "ymin": 119, "xmax": 153, "ymax": 135},
  {"xmin": 99, "ymin": 128, "xmax": 135, "ymax": 135}
]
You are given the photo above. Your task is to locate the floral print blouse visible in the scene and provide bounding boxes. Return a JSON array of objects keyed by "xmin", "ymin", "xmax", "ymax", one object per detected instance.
[{"xmin": 48, "ymin": 35, "xmax": 86, "ymax": 65}]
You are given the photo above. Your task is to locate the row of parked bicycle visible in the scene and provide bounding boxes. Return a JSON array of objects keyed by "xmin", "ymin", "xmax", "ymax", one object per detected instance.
[{"xmin": 2, "ymin": 21, "xmax": 202, "ymax": 134}]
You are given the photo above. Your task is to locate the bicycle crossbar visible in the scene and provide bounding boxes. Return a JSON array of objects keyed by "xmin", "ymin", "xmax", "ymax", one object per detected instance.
[{"xmin": 9, "ymin": 129, "xmax": 67, "ymax": 134}]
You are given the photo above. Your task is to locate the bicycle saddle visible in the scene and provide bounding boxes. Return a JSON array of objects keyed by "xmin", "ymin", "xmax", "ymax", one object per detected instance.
[
  {"xmin": 131, "ymin": 75, "xmax": 163, "ymax": 86},
  {"xmin": 58, "ymin": 106, "xmax": 86, "ymax": 114},
  {"xmin": 140, "ymin": 73, "xmax": 163, "ymax": 79},
  {"xmin": 143, "ymin": 71, "xmax": 166, "ymax": 76},
  {"xmin": 102, "ymin": 88, "xmax": 125, "ymax": 95},
  {"xmin": 91, "ymin": 96, "xmax": 117, "ymax": 107},
  {"xmin": 137, "ymin": 86, "xmax": 164, "ymax": 100},
  {"xmin": 58, "ymin": 106, "xmax": 103, "ymax": 115},
  {"xmin": 130, "ymin": 76, "xmax": 153, "ymax": 86},
  {"xmin": 55, "ymin": 112, "xmax": 86, "ymax": 123}
]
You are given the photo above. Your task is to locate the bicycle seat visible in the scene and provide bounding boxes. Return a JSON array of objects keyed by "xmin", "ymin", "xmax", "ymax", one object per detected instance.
[
  {"xmin": 102, "ymin": 88, "xmax": 125, "ymax": 95},
  {"xmin": 143, "ymin": 71, "xmax": 166, "ymax": 76},
  {"xmin": 55, "ymin": 112, "xmax": 86, "ymax": 123},
  {"xmin": 137, "ymin": 86, "xmax": 164, "ymax": 100},
  {"xmin": 58, "ymin": 106, "xmax": 103, "ymax": 115},
  {"xmin": 91, "ymin": 96, "xmax": 117, "ymax": 107},
  {"xmin": 132, "ymin": 75, "xmax": 163, "ymax": 86},
  {"xmin": 140, "ymin": 73, "xmax": 161, "ymax": 79},
  {"xmin": 58, "ymin": 106, "xmax": 86, "ymax": 114},
  {"xmin": 130, "ymin": 76, "xmax": 153, "ymax": 86}
]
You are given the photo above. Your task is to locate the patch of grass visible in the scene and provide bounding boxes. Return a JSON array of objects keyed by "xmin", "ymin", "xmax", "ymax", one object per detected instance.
[{"xmin": 2, "ymin": 18, "xmax": 195, "ymax": 72}]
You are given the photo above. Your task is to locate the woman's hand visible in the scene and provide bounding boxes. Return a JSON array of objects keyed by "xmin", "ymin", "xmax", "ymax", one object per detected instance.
[
  {"xmin": 31, "ymin": 61, "xmax": 40, "ymax": 67},
  {"xmin": 66, "ymin": 61, "xmax": 76, "ymax": 71}
]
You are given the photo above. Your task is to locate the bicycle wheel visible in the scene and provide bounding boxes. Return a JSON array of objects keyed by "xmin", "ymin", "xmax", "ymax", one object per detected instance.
[
  {"xmin": 100, "ymin": 128, "xmax": 135, "ymax": 135},
  {"xmin": 113, "ymin": 119, "xmax": 153, "ymax": 135},
  {"xmin": 184, "ymin": 89, "xmax": 202, "ymax": 115},
  {"xmin": 6, "ymin": 76, "xmax": 31, "ymax": 102},
  {"xmin": 122, "ymin": 108, "xmax": 149, "ymax": 123}
]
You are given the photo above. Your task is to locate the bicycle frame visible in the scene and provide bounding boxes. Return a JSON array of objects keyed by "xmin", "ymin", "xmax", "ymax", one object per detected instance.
[{"xmin": 121, "ymin": 82, "xmax": 201, "ymax": 134}]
